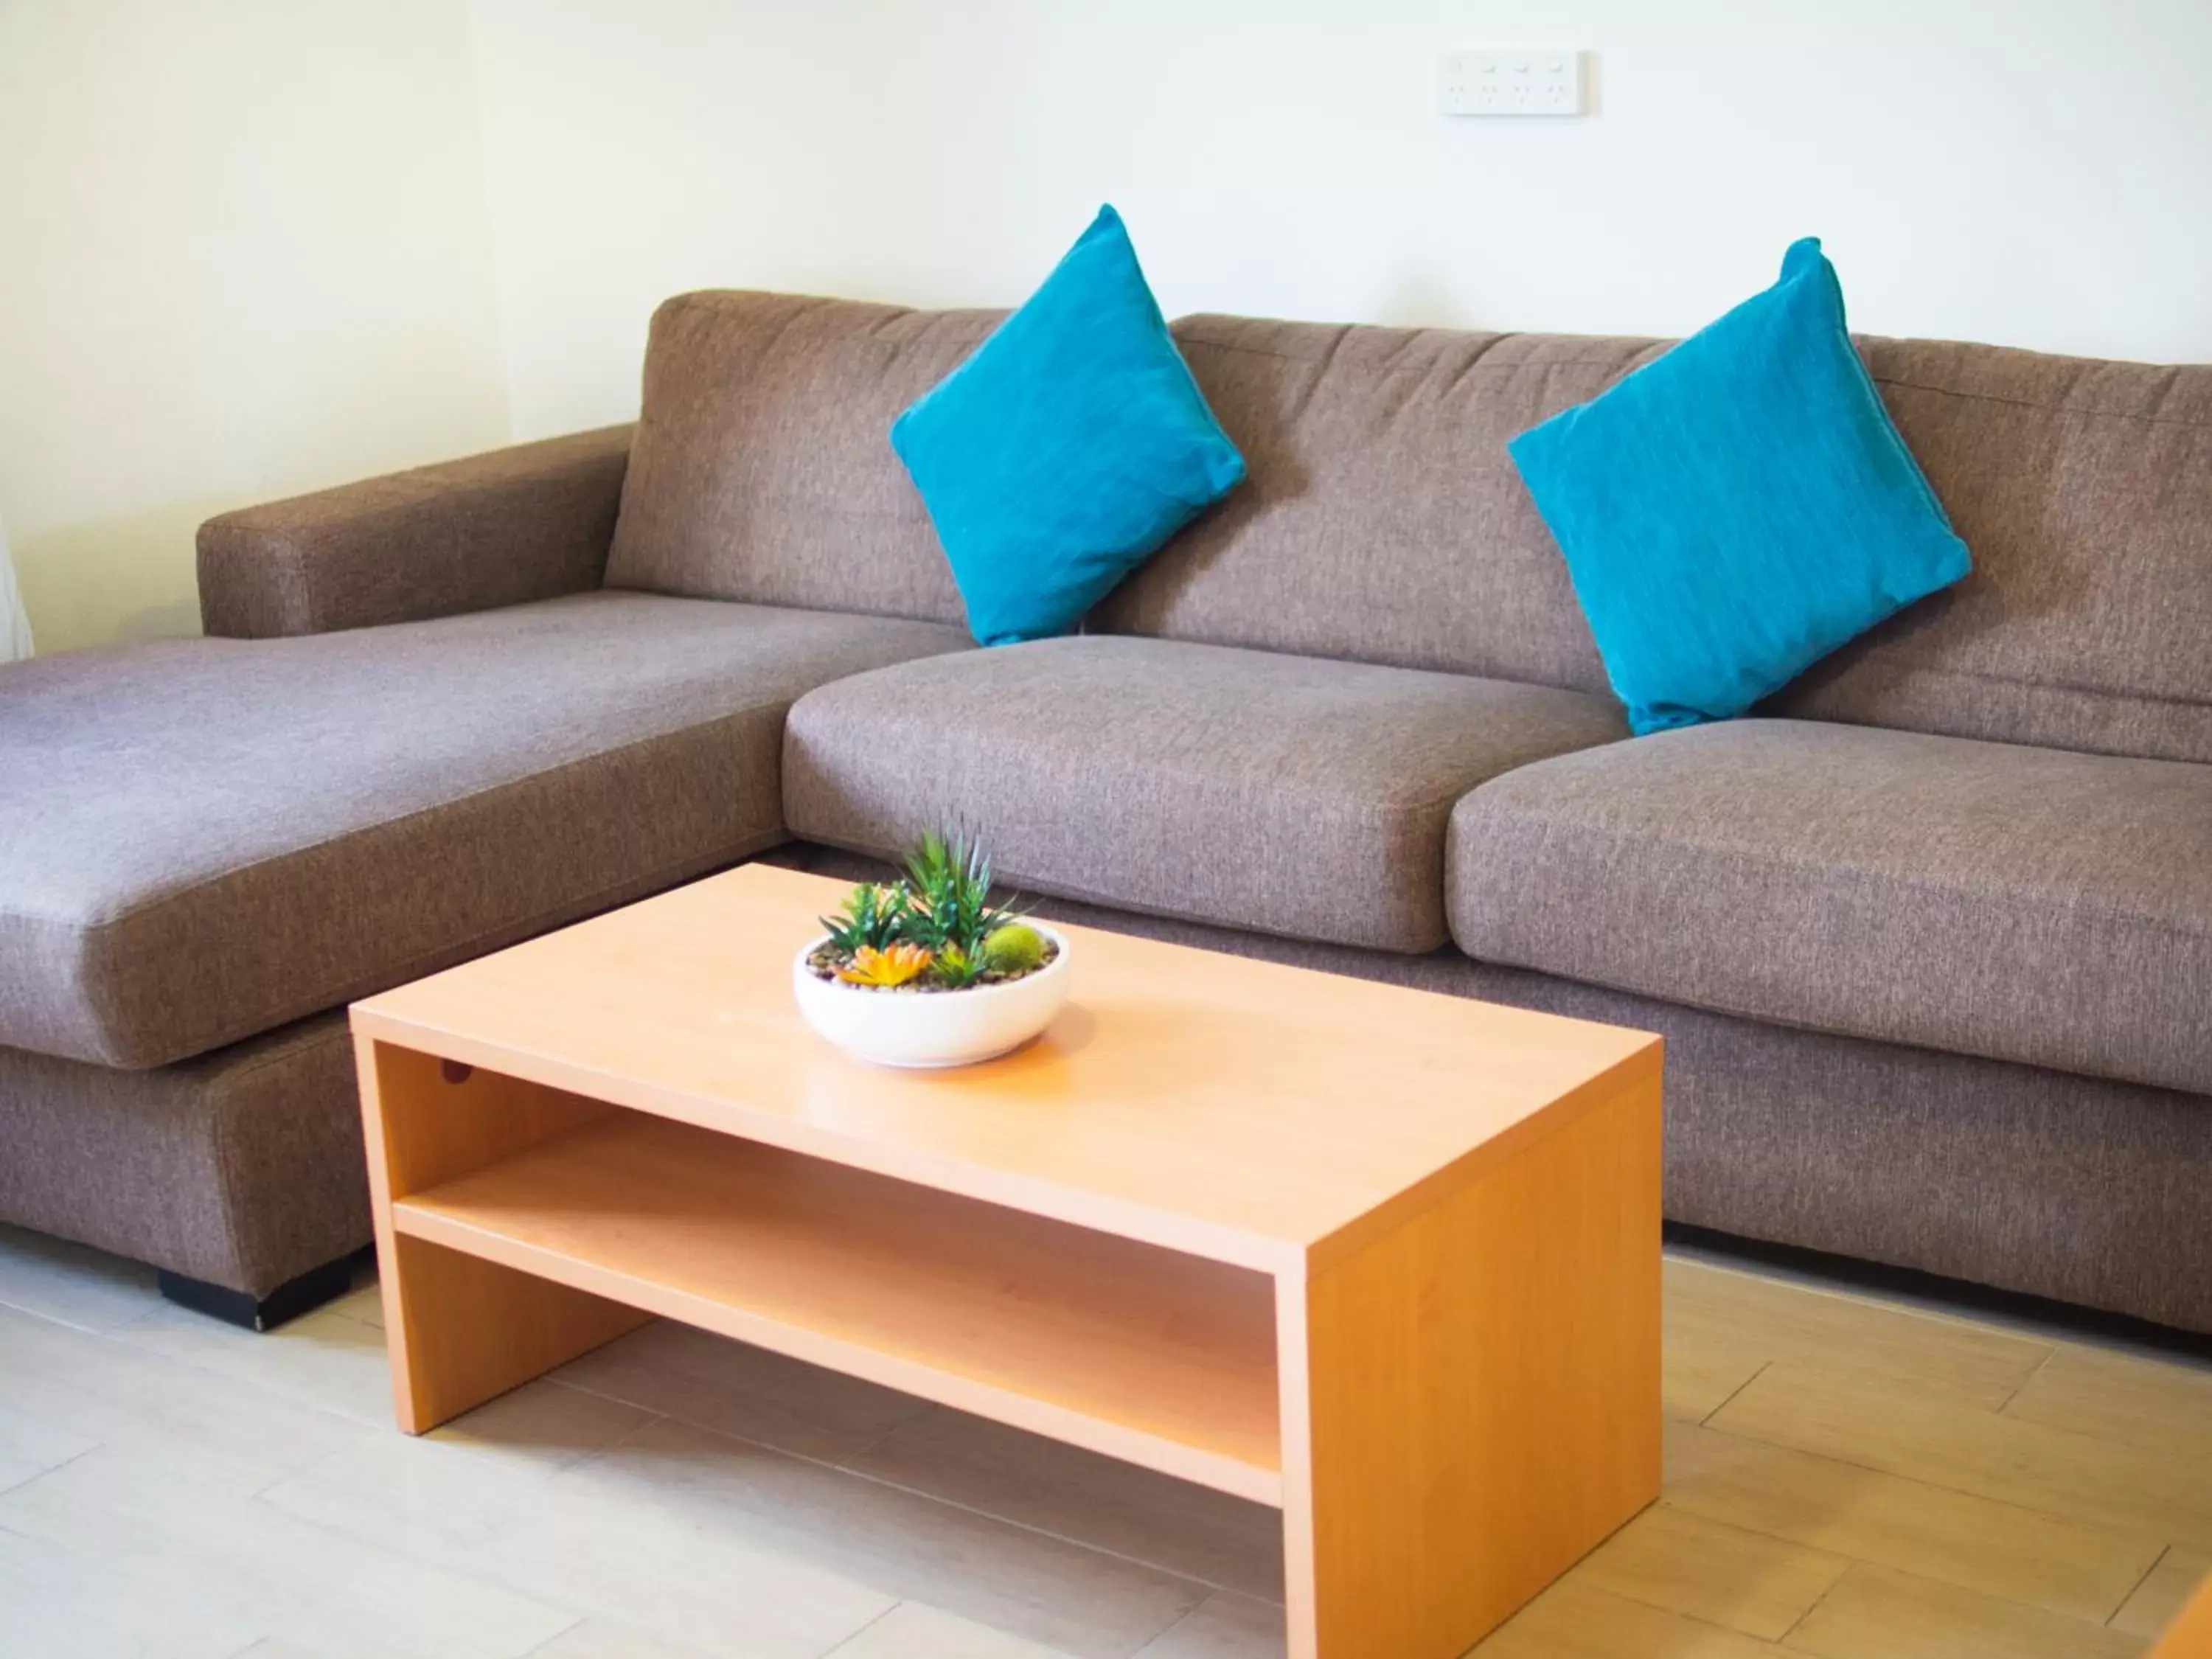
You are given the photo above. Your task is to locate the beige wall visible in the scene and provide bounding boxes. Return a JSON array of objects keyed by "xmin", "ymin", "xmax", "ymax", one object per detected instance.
[
  {"xmin": 470, "ymin": 0, "xmax": 2212, "ymax": 439},
  {"xmin": 0, "ymin": 0, "xmax": 509, "ymax": 654}
]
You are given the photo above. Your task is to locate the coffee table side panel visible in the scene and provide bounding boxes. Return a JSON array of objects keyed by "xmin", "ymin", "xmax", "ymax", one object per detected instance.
[
  {"xmin": 354, "ymin": 1034, "xmax": 649, "ymax": 1433},
  {"xmin": 1279, "ymin": 1068, "xmax": 1664, "ymax": 1659}
]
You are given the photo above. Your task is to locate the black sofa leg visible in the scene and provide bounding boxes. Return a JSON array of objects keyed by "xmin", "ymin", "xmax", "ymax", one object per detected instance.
[{"xmin": 157, "ymin": 1250, "xmax": 362, "ymax": 1332}]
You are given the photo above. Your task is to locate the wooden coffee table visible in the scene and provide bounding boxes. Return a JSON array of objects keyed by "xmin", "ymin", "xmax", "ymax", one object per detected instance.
[{"xmin": 351, "ymin": 863, "xmax": 1662, "ymax": 1659}]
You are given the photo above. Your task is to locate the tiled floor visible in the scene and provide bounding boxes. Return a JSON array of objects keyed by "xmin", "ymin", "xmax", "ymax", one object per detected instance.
[{"xmin": 0, "ymin": 1222, "xmax": 2206, "ymax": 1658}]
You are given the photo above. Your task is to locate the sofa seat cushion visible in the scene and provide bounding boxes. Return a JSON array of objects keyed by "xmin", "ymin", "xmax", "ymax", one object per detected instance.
[
  {"xmin": 784, "ymin": 635, "xmax": 1627, "ymax": 952},
  {"xmin": 0, "ymin": 591, "xmax": 968, "ymax": 1069},
  {"xmin": 1448, "ymin": 720, "xmax": 2212, "ymax": 1094}
]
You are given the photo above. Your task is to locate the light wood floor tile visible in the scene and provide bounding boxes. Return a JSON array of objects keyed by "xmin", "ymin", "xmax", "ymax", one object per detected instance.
[
  {"xmin": 1784, "ymin": 1562, "xmax": 2147, "ymax": 1658},
  {"xmin": 1663, "ymin": 1331, "xmax": 1770, "ymax": 1422},
  {"xmin": 549, "ymin": 1318, "xmax": 931, "ymax": 1462},
  {"xmin": 0, "ymin": 1303, "xmax": 369, "ymax": 1497},
  {"xmin": 1663, "ymin": 1419, "xmax": 2162, "ymax": 1622},
  {"xmin": 109, "ymin": 1301, "xmax": 396, "ymax": 1425},
  {"xmin": 1130, "ymin": 1593, "xmax": 1288, "ymax": 1659},
  {"xmin": 1568, "ymin": 1504, "xmax": 1848, "ymax": 1641},
  {"xmin": 0, "ymin": 1520, "xmax": 262, "ymax": 1659},
  {"xmin": 521, "ymin": 1620, "xmax": 721, "ymax": 1658},
  {"xmin": 1666, "ymin": 1259, "xmax": 2051, "ymax": 1411},
  {"xmin": 1472, "ymin": 1581, "xmax": 1784, "ymax": 1657},
  {"xmin": 841, "ymin": 1405, "xmax": 1285, "ymax": 1600},
  {"xmin": 327, "ymin": 1274, "xmax": 386, "ymax": 1331},
  {"xmin": 1709, "ymin": 1363, "xmax": 2212, "ymax": 1552},
  {"xmin": 0, "ymin": 1444, "xmax": 579, "ymax": 1659},
  {"xmin": 427, "ymin": 1374, "xmax": 661, "ymax": 1471},
  {"xmin": 2115, "ymin": 1549, "xmax": 2212, "ymax": 1642},
  {"xmin": 7, "ymin": 1222, "xmax": 2211, "ymax": 1659},
  {"xmin": 827, "ymin": 1601, "xmax": 1077, "ymax": 1657},
  {"xmin": 566, "ymin": 1416, "xmax": 1207, "ymax": 1659},
  {"xmin": 2004, "ymin": 1346, "xmax": 2212, "ymax": 1461},
  {"xmin": 0, "ymin": 1222, "xmax": 161, "ymax": 1334},
  {"xmin": 0, "ymin": 1400, "xmax": 97, "ymax": 1495},
  {"xmin": 259, "ymin": 1399, "xmax": 890, "ymax": 1659}
]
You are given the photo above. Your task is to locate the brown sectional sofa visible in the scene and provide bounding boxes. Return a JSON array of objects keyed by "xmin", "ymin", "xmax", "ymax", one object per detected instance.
[{"xmin": 2, "ymin": 288, "xmax": 2206, "ymax": 1335}]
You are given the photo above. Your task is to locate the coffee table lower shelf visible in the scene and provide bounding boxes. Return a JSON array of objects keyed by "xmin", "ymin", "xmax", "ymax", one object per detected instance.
[
  {"xmin": 393, "ymin": 1107, "xmax": 1284, "ymax": 1501},
  {"xmin": 355, "ymin": 1033, "xmax": 1660, "ymax": 1659}
]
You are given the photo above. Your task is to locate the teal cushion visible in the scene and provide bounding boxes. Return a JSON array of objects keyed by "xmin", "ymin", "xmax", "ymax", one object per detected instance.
[
  {"xmin": 1507, "ymin": 238, "xmax": 1971, "ymax": 735},
  {"xmin": 891, "ymin": 206, "xmax": 1245, "ymax": 645}
]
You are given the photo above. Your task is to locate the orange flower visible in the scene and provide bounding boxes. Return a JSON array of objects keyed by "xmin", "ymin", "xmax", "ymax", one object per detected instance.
[{"xmin": 835, "ymin": 942, "xmax": 933, "ymax": 987}]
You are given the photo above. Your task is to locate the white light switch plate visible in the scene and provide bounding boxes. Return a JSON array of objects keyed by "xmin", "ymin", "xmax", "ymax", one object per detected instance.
[{"xmin": 1439, "ymin": 48, "xmax": 1586, "ymax": 116}]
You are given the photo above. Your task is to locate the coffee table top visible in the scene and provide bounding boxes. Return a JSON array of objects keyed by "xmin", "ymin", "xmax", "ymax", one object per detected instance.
[{"xmin": 352, "ymin": 863, "xmax": 1659, "ymax": 1273}]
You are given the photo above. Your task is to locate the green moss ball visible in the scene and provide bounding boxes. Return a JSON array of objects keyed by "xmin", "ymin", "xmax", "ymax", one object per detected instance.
[{"xmin": 980, "ymin": 922, "xmax": 1046, "ymax": 975}]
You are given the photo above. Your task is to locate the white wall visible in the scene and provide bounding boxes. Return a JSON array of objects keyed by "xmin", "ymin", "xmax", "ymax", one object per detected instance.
[
  {"xmin": 0, "ymin": 0, "xmax": 509, "ymax": 653},
  {"xmin": 10, "ymin": 2, "xmax": 2208, "ymax": 650},
  {"xmin": 470, "ymin": 0, "xmax": 2212, "ymax": 439}
]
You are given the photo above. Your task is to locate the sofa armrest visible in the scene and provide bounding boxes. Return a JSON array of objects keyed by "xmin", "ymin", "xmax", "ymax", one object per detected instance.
[{"xmin": 196, "ymin": 425, "xmax": 635, "ymax": 638}]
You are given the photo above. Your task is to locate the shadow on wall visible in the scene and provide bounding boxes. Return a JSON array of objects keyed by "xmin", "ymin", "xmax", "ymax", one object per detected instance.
[
  {"xmin": 0, "ymin": 518, "xmax": 29, "ymax": 661},
  {"xmin": 13, "ymin": 498, "xmax": 227, "ymax": 655}
]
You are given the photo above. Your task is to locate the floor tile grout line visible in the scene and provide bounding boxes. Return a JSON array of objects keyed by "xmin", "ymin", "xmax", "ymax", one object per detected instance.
[
  {"xmin": 1792, "ymin": 1557, "xmax": 2159, "ymax": 1646},
  {"xmin": 815, "ymin": 1601, "xmax": 900, "ymax": 1657},
  {"xmin": 515, "ymin": 1613, "xmax": 593, "ymax": 1657},
  {"xmin": 1700, "ymin": 1359, "xmax": 1771, "ymax": 1426},
  {"xmin": 1125, "ymin": 1590, "xmax": 1215, "ymax": 1658},
  {"xmin": 1584, "ymin": 1565, "xmax": 1837, "ymax": 1651},
  {"xmin": 1576, "ymin": 1577, "xmax": 1839, "ymax": 1652},
  {"xmin": 2107, "ymin": 1543, "xmax": 2172, "ymax": 1629},
  {"xmin": 0, "ymin": 1441, "xmax": 103, "ymax": 1503},
  {"xmin": 0, "ymin": 1293, "xmax": 153, "ymax": 1339},
  {"xmin": 244, "ymin": 1444, "xmax": 596, "ymax": 1635},
  {"xmin": 1776, "ymin": 1554, "xmax": 1855, "ymax": 1646},
  {"xmin": 824, "ymin": 1404, "xmax": 941, "ymax": 1475},
  {"xmin": 1992, "ymin": 1345, "xmax": 2057, "ymax": 1416},
  {"xmin": 543, "ymin": 1377, "xmax": 1277, "ymax": 1605},
  {"xmin": 1684, "ymin": 1418, "xmax": 2177, "ymax": 1551},
  {"xmin": 80, "ymin": 1302, "xmax": 400, "ymax": 1439},
  {"xmin": 1644, "ymin": 1494, "xmax": 1854, "ymax": 1570},
  {"xmin": 1689, "ymin": 1346, "xmax": 2212, "ymax": 1531}
]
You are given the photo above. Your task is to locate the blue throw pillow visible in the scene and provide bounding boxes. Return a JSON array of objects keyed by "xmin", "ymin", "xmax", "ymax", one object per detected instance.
[
  {"xmin": 1507, "ymin": 238, "xmax": 1971, "ymax": 735},
  {"xmin": 891, "ymin": 206, "xmax": 1245, "ymax": 645}
]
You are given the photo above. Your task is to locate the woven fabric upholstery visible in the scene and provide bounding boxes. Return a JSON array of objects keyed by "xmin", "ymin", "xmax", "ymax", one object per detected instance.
[
  {"xmin": 605, "ymin": 291, "xmax": 1004, "ymax": 626},
  {"xmin": 785, "ymin": 634, "xmax": 1625, "ymax": 953},
  {"xmin": 1102, "ymin": 318, "xmax": 2212, "ymax": 762},
  {"xmin": 1770, "ymin": 338, "xmax": 2212, "ymax": 762},
  {"xmin": 0, "ymin": 591, "xmax": 967, "ymax": 1068},
  {"xmin": 0, "ymin": 1013, "xmax": 367, "ymax": 1295},
  {"xmin": 1096, "ymin": 319, "xmax": 1635, "ymax": 691},
  {"xmin": 198, "ymin": 426, "xmax": 633, "ymax": 638},
  {"xmin": 1448, "ymin": 719, "xmax": 2212, "ymax": 1094}
]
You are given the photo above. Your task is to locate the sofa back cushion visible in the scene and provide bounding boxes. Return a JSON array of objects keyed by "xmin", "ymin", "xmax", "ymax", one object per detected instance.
[
  {"xmin": 605, "ymin": 291, "xmax": 1002, "ymax": 626},
  {"xmin": 1101, "ymin": 316, "xmax": 2212, "ymax": 764},
  {"xmin": 1770, "ymin": 339, "xmax": 2212, "ymax": 763},
  {"xmin": 1093, "ymin": 317, "xmax": 1632, "ymax": 695}
]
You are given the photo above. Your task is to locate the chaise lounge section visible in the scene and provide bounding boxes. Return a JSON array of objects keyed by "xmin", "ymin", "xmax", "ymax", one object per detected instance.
[{"xmin": 1, "ymin": 420, "xmax": 970, "ymax": 1319}]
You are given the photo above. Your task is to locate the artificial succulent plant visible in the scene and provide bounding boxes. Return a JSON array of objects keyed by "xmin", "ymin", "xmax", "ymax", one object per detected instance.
[{"xmin": 810, "ymin": 830, "xmax": 1051, "ymax": 992}]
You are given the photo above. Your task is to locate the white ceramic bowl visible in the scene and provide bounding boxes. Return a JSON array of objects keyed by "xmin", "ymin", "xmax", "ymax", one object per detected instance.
[{"xmin": 791, "ymin": 926, "xmax": 1071, "ymax": 1068}]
